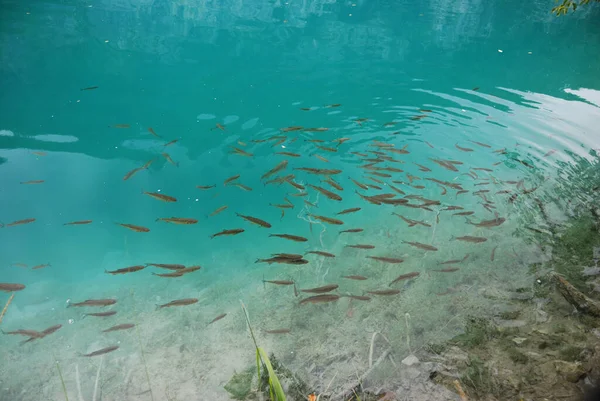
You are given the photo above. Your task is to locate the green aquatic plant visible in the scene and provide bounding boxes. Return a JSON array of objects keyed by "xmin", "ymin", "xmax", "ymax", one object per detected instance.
[
  {"xmin": 240, "ymin": 301, "xmax": 286, "ymax": 401},
  {"xmin": 552, "ymin": 0, "xmax": 599, "ymax": 15}
]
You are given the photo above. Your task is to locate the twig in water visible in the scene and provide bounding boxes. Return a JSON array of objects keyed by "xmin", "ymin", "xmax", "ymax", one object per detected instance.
[
  {"xmin": 0, "ymin": 293, "xmax": 15, "ymax": 326},
  {"xmin": 453, "ymin": 380, "xmax": 468, "ymax": 400},
  {"xmin": 368, "ymin": 332, "xmax": 392, "ymax": 368},
  {"xmin": 55, "ymin": 359, "xmax": 69, "ymax": 401},
  {"xmin": 92, "ymin": 356, "xmax": 103, "ymax": 401},
  {"xmin": 76, "ymin": 364, "xmax": 85, "ymax": 401}
]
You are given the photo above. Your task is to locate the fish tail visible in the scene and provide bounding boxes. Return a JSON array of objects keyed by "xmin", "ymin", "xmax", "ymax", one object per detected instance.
[
  {"xmin": 262, "ymin": 275, "xmax": 266, "ymax": 290},
  {"xmin": 465, "ymin": 217, "xmax": 473, "ymax": 225},
  {"xmin": 255, "ymin": 259, "xmax": 261, "ymax": 263},
  {"xmin": 155, "ymin": 304, "xmax": 161, "ymax": 311}
]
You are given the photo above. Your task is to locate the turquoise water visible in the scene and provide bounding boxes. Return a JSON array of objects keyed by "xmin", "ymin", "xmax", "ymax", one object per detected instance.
[{"xmin": 1, "ymin": 0, "xmax": 600, "ymax": 400}]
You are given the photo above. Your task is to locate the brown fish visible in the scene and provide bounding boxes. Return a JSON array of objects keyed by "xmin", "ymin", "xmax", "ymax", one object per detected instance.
[
  {"xmin": 161, "ymin": 152, "xmax": 178, "ymax": 167},
  {"xmin": 20, "ymin": 180, "xmax": 44, "ymax": 185},
  {"xmin": 84, "ymin": 311, "xmax": 117, "ymax": 318},
  {"xmin": 2, "ymin": 329, "xmax": 45, "ymax": 338},
  {"xmin": 294, "ymin": 168, "xmax": 342, "ymax": 175},
  {"xmin": 157, "ymin": 298, "xmax": 198, "ymax": 309},
  {"xmin": 453, "ymin": 236, "xmax": 487, "ymax": 243},
  {"xmin": 146, "ymin": 263, "xmax": 185, "ymax": 270},
  {"xmin": 455, "ymin": 144, "xmax": 474, "ymax": 152},
  {"xmin": 431, "ymin": 267, "xmax": 460, "ymax": 273},
  {"xmin": 156, "ymin": 217, "xmax": 198, "ymax": 225},
  {"xmin": 466, "ymin": 217, "xmax": 505, "ymax": 228},
  {"xmin": 263, "ymin": 279, "xmax": 295, "ymax": 286},
  {"xmin": 491, "ymin": 245, "xmax": 498, "ymax": 261},
  {"xmin": 307, "ymin": 214, "xmax": 343, "ymax": 225},
  {"xmin": 209, "ymin": 205, "xmax": 228, "ymax": 217},
  {"xmin": 304, "ymin": 127, "xmax": 329, "ymax": 132},
  {"xmin": 163, "ymin": 139, "xmax": 179, "ymax": 147},
  {"xmin": 143, "ymin": 191, "xmax": 177, "ymax": 202},
  {"xmin": 339, "ymin": 228, "xmax": 364, "ymax": 234},
  {"xmin": 430, "ymin": 159, "xmax": 458, "ymax": 172},
  {"xmin": 116, "ymin": 223, "xmax": 150, "ymax": 232},
  {"xmin": 0, "ymin": 283, "xmax": 25, "ymax": 292},
  {"xmin": 301, "ymin": 284, "xmax": 339, "ymax": 294},
  {"xmin": 344, "ymin": 295, "xmax": 371, "ymax": 301},
  {"xmin": 299, "ymin": 294, "xmax": 340, "ymax": 305},
  {"xmin": 152, "ymin": 272, "xmax": 184, "ymax": 278},
  {"xmin": 236, "ymin": 213, "xmax": 271, "ymax": 228},
  {"xmin": 31, "ymin": 151, "xmax": 47, "ymax": 156},
  {"xmin": 32, "ymin": 263, "xmax": 51, "ymax": 270},
  {"xmin": 64, "ymin": 220, "xmax": 93, "ymax": 225},
  {"xmin": 113, "ymin": 124, "xmax": 130, "ymax": 128},
  {"xmin": 233, "ymin": 183, "xmax": 253, "ymax": 192},
  {"xmin": 269, "ymin": 234, "xmax": 307, "ymax": 242},
  {"xmin": 2, "ymin": 218, "xmax": 36, "ymax": 227},
  {"xmin": 230, "ymin": 147, "xmax": 253, "ymax": 157},
  {"xmin": 305, "ymin": 251, "xmax": 335, "ymax": 258},
  {"xmin": 366, "ymin": 256, "xmax": 404, "ymax": 264},
  {"xmin": 276, "ymin": 152, "xmax": 301, "ymax": 157},
  {"xmin": 403, "ymin": 241, "xmax": 438, "ymax": 251},
  {"xmin": 81, "ymin": 86, "xmax": 98, "ymax": 91},
  {"xmin": 345, "ymin": 244, "xmax": 375, "ymax": 249},
  {"xmin": 262, "ymin": 160, "xmax": 288, "ymax": 180},
  {"xmin": 323, "ymin": 178, "xmax": 343, "ymax": 191},
  {"xmin": 103, "ymin": 324, "xmax": 135, "ymax": 333},
  {"xmin": 224, "ymin": 175, "xmax": 240, "ymax": 185},
  {"xmin": 367, "ymin": 289, "xmax": 401, "ymax": 296},
  {"xmin": 342, "ymin": 275, "xmax": 368, "ymax": 280},
  {"xmin": 197, "ymin": 185, "xmax": 216, "ymax": 190},
  {"xmin": 314, "ymin": 154, "xmax": 330, "ymax": 163},
  {"xmin": 69, "ymin": 299, "xmax": 117, "ymax": 308},
  {"xmin": 337, "ymin": 208, "xmax": 361, "ymax": 215},
  {"xmin": 82, "ymin": 345, "xmax": 119, "ymax": 357},
  {"xmin": 281, "ymin": 126, "xmax": 303, "ymax": 132},
  {"xmin": 349, "ymin": 177, "xmax": 369, "ymax": 190},
  {"xmin": 148, "ymin": 127, "xmax": 160, "ymax": 137},
  {"xmin": 256, "ymin": 257, "xmax": 309, "ymax": 265},
  {"xmin": 208, "ymin": 313, "xmax": 227, "ymax": 325},
  {"xmin": 307, "ymin": 184, "xmax": 342, "ymax": 201},
  {"xmin": 264, "ymin": 329, "xmax": 291, "ymax": 334},
  {"xmin": 390, "ymin": 272, "xmax": 420, "ymax": 285},
  {"xmin": 105, "ymin": 265, "xmax": 146, "ymax": 275},
  {"xmin": 210, "ymin": 228, "xmax": 244, "ymax": 239}
]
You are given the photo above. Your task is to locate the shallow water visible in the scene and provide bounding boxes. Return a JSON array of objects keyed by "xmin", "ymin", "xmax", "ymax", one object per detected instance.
[{"xmin": 1, "ymin": 0, "xmax": 600, "ymax": 400}]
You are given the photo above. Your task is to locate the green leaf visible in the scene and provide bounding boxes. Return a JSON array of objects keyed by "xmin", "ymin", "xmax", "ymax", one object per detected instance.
[{"xmin": 258, "ymin": 348, "xmax": 287, "ymax": 401}]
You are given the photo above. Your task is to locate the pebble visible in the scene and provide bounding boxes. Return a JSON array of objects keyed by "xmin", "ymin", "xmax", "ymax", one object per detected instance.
[
  {"xmin": 402, "ymin": 354, "xmax": 420, "ymax": 366},
  {"xmin": 512, "ymin": 337, "xmax": 528, "ymax": 345}
]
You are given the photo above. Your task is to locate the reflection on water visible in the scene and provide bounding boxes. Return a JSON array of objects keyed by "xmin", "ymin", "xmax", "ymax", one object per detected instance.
[{"xmin": 1, "ymin": 0, "xmax": 600, "ymax": 400}]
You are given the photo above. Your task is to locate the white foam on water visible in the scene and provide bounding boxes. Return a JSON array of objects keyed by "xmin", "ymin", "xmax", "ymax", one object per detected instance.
[{"xmin": 31, "ymin": 134, "xmax": 78, "ymax": 143}]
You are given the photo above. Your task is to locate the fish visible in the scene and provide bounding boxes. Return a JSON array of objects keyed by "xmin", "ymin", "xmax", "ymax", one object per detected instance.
[
  {"xmin": 315, "ymin": 145, "xmax": 337, "ymax": 153},
  {"xmin": 326, "ymin": 104, "xmax": 341, "ymax": 108},
  {"xmin": 292, "ymin": 192, "xmax": 309, "ymax": 197},
  {"xmin": 20, "ymin": 324, "xmax": 63, "ymax": 343},
  {"xmin": 82, "ymin": 345, "xmax": 119, "ymax": 357},
  {"xmin": 307, "ymin": 214, "xmax": 344, "ymax": 225},
  {"xmin": 262, "ymin": 160, "xmax": 288, "ymax": 180},
  {"xmin": 238, "ymin": 141, "xmax": 247, "ymax": 146},
  {"xmin": 491, "ymin": 245, "xmax": 498, "ymax": 261},
  {"xmin": 367, "ymin": 289, "xmax": 401, "ymax": 296},
  {"xmin": 333, "ymin": 137, "xmax": 350, "ymax": 146},
  {"xmin": 224, "ymin": 175, "xmax": 240, "ymax": 185},
  {"xmin": 81, "ymin": 86, "xmax": 98, "ymax": 91},
  {"xmin": 105, "ymin": 265, "xmax": 146, "ymax": 275},
  {"xmin": 342, "ymin": 275, "xmax": 368, "ymax": 281},
  {"xmin": 146, "ymin": 263, "xmax": 185, "ymax": 270},
  {"xmin": 304, "ymin": 200, "xmax": 317, "ymax": 208},
  {"xmin": 425, "ymin": 178, "xmax": 463, "ymax": 190},
  {"xmin": 430, "ymin": 159, "xmax": 458, "ymax": 172},
  {"xmin": 103, "ymin": 324, "xmax": 135, "ymax": 333},
  {"xmin": 179, "ymin": 266, "xmax": 201, "ymax": 274},
  {"xmin": 64, "ymin": 220, "xmax": 93, "ymax": 225},
  {"xmin": 209, "ymin": 205, "xmax": 228, "ymax": 217},
  {"xmin": 2, "ymin": 329, "xmax": 45, "ymax": 338},
  {"xmin": 392, "ymin": 213, "xmax": 431, "ymax": 227},
  {"xmin": 156, "ymin": 217, "xmax": 198, "ymax": 225},
  {"xmin": 123, "ymin": 162, "xmax": 151, "ymax": 181},
  {"xmin": 431, "ymin": 268, "xmax": 460, "ymax": 273},
  {"xmin": 32, "ymin": 263, "xmax": 51, "ymax": 270},
  {"xmin": 453, "ymin": 236, "xmax": 488, "ymax": 243},
  {"xmin": 276, "ymin": 152, "xmax": 301, "ymax": 157},
  {"xmin": 314, "ymin": 155, "xmax": 330, "ymax": 163},
  {"xmin": 197, "ymin": 184, "xmax": 216, "ymax": 190},
  {"xmin": 264, "ymin": 329, "xmax": 291, "ymax": 334},
  {"xmin": 68, "ymin": 299, "xmax": 117, "ymax": 308},
  {"xmin": 143, "ymin": 191, "xmax": 177, "ymax": 202},
  {"xmin": 472, "ymin": 168, "xmax": 493, "ymax": 172},
  {"xmin": 345, "ymin": 244, "xmax": 375, "ymax": 249},
  {"xmin": 413, "ymin": 163, "xmax": 431, "ymax": 172},
  {"xmin": 263, "ymin": 279, "xmax": 295, "ymax": 286},
  {"xmin": 390, "ymin": 272, "xmax": 420, "ymax": 285},
  {"xmin": 215, "ymin": 123, "xmax": 226, "ymax": 131},
  {"xmin": 323, "ymin": 178, "xmax": 343, "ymax": 191},
  {"xmin": 337, "ymin": 208, "xmax": 361, "ymax": 215},
  {"xmin": 305, "ymin": 251, "xmax": 336, "ymax": 258},
  {"xmin": 402, "ymin": 241, "xmax": 438, "ymax": 251},
  {"xmin": 339, "ymin": 228, "xmax": 364, "ymax": 234},
  {"xmin": 20, "ymin": 180, "xmax": 44, "ymax": 185},
  {"xmin": 301, "ymin": 284, "xmax": 339, "ymax": 294},
  {"xmin": 256, "ymin": 257, "xmax": 309, "ymax": 265},
  {"xmin": 208, "ymin": 313, "xmax": 227, "ymax": 325},
  {"xmin": 113, "ymin": 124, "xmax": 130, "ymax": 129},
  {"xmin": 148, "ymin": 127, "xmax": 160, "ymax": 137},
  {"xmin": 466, "ymin": 217, "xmax": 506, "ymax": 228},
  {"xmin": 152, "ymin": 272, "xmax": 184, "ymax": 278},
  {"xmin": 2, "ymin": 218, "xmax": 36, "ymax": 227},
  {"xmin": 230, "ymin": 147, "xmax": 254, "ymax": 157},
  {"xmin": 295, "ymin": 168, "xmax": 342, "ymax": 176},
  {"xmin": 233, "ymin": 183, "xmax": 253, "ymax": 192},
  {"xmin": 281, "ymin": 126, "xmax": 303, "ymax": 132},
  {"xmin": 31, "ymin": 151, "xmax": 47, "ymax": 156},
  {"xmin": 348, "ymin": 177, "xmax": 368, "ymax": 190},
  {"xmin": 236, "ymin": 213, "xmax": 271, "ymax": 228},
  {"xmin": 308, "ymin": 184, "xmax": 344, "ymax": 201},
  {"xmin": 355, "ymin": 118, "xmax": 368, "ymax": 125},
  {"xmin": 161, "ymin": 153, "xmax": 178, "ymax": 167},
  {"xmin": 163, "ymin": 139, "xmax": 179, "ymax": 147},
  {"xmin": 304, "ymin": 127, "xmax": 329, "ymax": 132},
  {"xmin": 157, "ymin": 298, "xmax": 198, "ymax": 309},
  {"xmin": 299, "ymin": 294, "xmax": 340, "ymax": 305},
  {"xmin": 366, "ymin": 256, "xmax": 404, "ymax": 264},
  {"xmin": 443, "ymin": 206, "xmax": 464, "ymax": 211},
  {"xmin": 210, "ymin": 228, "xmax": 244, "ymax": 239},
  {"xmin": 269, "ymin": 234, "xmax": 308, "ymax": 242},
  {"xmin": 544, "ymin": 149, "xmax": 556, "ymax": 157},
  {"xmin": 83, "ymin": 311, "xmax": 117, "ymax": 318}
]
